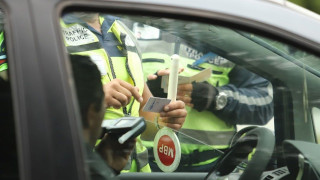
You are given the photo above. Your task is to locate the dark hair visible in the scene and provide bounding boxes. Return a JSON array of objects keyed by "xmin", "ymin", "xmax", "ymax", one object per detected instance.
[{"xmin": 70, "ymin": 55, "xmax": 104, "ymax": 128}]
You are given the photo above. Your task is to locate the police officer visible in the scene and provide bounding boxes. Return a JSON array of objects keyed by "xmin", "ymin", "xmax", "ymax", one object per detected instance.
[
  {"xmin": 0, "ymin": 30, "xmax": 7, "ymax": 82},
  {"xmin": 61, "ymin": 13, "xmax": 187, "ymax": 172},
  {"xmin": 0, "ymin": 9, "xmax": 7, "ymax": 79},
  {"xmin": 0, "ymin": 9, "xmax": 6, "ymax": 75}
]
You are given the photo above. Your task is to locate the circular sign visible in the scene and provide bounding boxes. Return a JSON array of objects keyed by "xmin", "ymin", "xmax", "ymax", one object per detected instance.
[
  {"xmin": 153, "ymin": 128, "xmax": 181, "ymax": 172},
  {"xmin": 157, "ymin": 135, "xmax": 175, "ymax": 166}
]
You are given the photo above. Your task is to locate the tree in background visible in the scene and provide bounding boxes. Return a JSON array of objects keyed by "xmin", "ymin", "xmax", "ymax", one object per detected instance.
[{"xmin": 289, "ymin": 0, "xmax": 320, "ymax": 14}]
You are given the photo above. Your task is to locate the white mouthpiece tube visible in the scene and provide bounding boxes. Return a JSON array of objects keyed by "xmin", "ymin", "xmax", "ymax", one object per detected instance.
[{"xmin": 167, "ymin": 54, "xmax": 180, "ymax": 102}]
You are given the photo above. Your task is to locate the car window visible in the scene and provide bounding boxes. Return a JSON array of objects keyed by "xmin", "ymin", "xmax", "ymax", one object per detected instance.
[
  {"xmin": 59, "ymin": 10, "xmax": 320, "ymax": 179},
  {"xmin": 0, "ymin": 8, "xmax": 19, "ymax": 180},
  {"xmin": 130, "ymin": 22, "xmax": 275, "ymax": 133}
]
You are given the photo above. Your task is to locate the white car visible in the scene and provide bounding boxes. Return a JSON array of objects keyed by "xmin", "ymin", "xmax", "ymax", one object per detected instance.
[{"xmin": 1, "ymin": 0, "xmax": 320, "ymax": 180}]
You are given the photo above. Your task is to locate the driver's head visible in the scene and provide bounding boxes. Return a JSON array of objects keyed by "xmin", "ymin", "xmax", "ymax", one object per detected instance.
[{"xmin": 70, "ymin": 55, "xmax": 105, "ymax": 146}]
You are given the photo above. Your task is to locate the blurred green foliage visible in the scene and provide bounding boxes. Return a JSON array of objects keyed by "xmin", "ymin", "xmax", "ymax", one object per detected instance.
[{"xmin": 289, "ymin": 0, "xmax": 320, "ymax": 14}]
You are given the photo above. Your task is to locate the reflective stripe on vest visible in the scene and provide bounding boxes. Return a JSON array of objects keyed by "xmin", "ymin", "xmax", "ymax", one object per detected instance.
[
  {"xmin": 61, "ymin": 17, "xmax": 149, "ymax": 172},
  {"xmin": 67, "ymin": 42, "xmax": 101, "ymax": 53}
]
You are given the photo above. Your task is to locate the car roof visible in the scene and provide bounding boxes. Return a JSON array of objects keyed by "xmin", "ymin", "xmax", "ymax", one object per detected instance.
[
  {"xmin": 266, "ymin": 0, "xmax": 320, "ymax": 20},
  {"xmin": 97, "ymin": 0, "xmax": 320, "ymax": 51}
]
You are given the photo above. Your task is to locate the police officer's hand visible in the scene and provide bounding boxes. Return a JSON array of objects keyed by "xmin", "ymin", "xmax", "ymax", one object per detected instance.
[
  {"xmin": 147, "ymin": 68, "xmax": 184, "ymax": 80},
  {"xmin": 96, "ymin": 134, "xmax": 136, "ymax": 172},
  {"xmin": 177, "ymin": 83, "xmax": 194, "ymax": 108},
  {"xmin": 103, "ymin": 78, "xmax": 143, "ymax": 109},
  {"xmin": 146, "ymin": 68, "xmax": 184, "ymax": 98},
  {"xmin": 146, "ymin": 69, "xmax": 169, "ymax": 98},
  {"xmin": 158, "ymin": 100, "xmax": 187, "ymax": 130},
  {"xmin": 177, "ymin": 82, "xmax": 217, "ymax": 112}
]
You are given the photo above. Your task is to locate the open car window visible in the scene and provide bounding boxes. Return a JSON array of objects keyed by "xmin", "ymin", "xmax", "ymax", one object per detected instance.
[{"xmin": 59, "ymin": 10, "xmax": 320, "ymax": 179}]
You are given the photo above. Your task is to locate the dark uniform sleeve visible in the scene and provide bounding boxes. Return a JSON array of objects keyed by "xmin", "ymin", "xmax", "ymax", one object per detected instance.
[{"xmin": 211, "ymin": 65, "xmax": 274, "ymax": 125}]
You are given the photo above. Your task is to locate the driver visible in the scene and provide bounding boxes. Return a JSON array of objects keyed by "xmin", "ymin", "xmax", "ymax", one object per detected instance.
[{"xmin": 70, "ymin": 54, "xmax": 135, "ymax": 179}]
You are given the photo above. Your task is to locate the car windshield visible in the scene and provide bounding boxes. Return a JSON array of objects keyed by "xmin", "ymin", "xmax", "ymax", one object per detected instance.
[{"xmin": 59, "ymin": 11, "xmax": 320, "ymax": 178}]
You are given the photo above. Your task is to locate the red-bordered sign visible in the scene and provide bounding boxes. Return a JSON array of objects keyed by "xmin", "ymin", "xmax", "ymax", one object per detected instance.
[{"xmin": 154, "ymin": 128, "xmax": 181, "ymax": 172}]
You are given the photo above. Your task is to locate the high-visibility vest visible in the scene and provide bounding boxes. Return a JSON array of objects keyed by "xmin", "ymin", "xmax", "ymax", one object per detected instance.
[
  {"xmin": 141, "ymin": 52, "xmax": 236, "ymax": 167},
  {"xmin": 0, "ymin": 31, "xmax": 7, "ymax": 72},
  {"xmin": 61, "ymin": 17, "xmax": 150, "ymax": 172}
]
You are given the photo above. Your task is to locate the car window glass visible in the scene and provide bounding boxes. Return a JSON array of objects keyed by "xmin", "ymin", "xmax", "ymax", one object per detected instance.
[
  {"xmin": 0, "ymin": 8, "xmax": 19, "ymax": 180},
  {"xmin": 59, "ymin": 11, "xmax": 320, "ymax": 178}
]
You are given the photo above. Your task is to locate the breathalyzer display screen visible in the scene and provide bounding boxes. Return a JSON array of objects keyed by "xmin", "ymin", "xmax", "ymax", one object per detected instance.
[{"xmin": 115, "ymin": 119, "xmax": 132, "ymax": 126}]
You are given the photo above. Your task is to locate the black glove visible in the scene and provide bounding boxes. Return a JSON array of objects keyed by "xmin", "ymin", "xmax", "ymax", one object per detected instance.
[
  {"xmin": 146, "ymin": 73, "xmax": 167, "ymax": 98},
  {"xmin": 191, "ymin": 81, "xmax": 217, "ymax": 112}
]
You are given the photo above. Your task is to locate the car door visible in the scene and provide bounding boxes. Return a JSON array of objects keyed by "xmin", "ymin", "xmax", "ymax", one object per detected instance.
[{"xmin": 1, "ymin": 0, "xmax": 87, "ymax": 179}]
